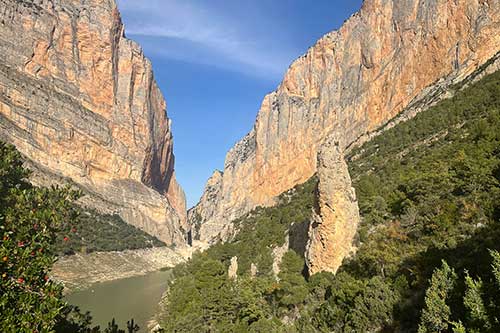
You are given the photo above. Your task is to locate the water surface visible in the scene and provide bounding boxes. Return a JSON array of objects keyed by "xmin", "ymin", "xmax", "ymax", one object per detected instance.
[{"xmin": 65, "ymin": 270, "xmax": 172, "ymax": 331}]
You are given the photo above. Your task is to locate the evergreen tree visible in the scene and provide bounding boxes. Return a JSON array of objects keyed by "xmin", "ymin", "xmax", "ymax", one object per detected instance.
[
  {"xmin": 491, "ymin": 250, "xmax": 500, "ymax": 287},
  {"xmin": 463, "ymin": 272, "xmax": 490, "ymax": 332},
  {"xmin": 418, "ymin": 261, "xmax": 457, "ymax": 333}
]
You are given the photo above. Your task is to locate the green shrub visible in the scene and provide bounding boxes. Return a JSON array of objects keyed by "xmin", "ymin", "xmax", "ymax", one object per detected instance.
[
  {"xmin": 0, "ymin": 142, "xmax": 79, "ymax": 331},
  {"xmin": 0, "ymin": 142, "xmax": 144, "ymax": 332}
]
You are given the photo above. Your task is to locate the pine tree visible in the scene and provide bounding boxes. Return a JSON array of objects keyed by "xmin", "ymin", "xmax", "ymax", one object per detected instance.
[
  {"xmin": 418, "ymin": 260, "xmax": 457, "ymax": 333},
  {"xmin": 490, "ymin": 250, "xmax": 500, "ymax": 287},
  {"xmin": 463, "ymin": 272, "xmax": 490, "ymax": 332}
]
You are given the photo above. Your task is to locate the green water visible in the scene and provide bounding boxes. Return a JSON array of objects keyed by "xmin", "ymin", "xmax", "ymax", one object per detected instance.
[{"xmin": 65, "ymin": 270, "xmax": 172, "ymax": 331}]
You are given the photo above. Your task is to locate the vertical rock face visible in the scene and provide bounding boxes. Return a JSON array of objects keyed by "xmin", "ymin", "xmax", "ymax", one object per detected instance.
[
  {"xmin": 0, "ymin": 0, "xmax": 187, "ymax": 245},
  {"xmin": 250, "ymin": 263, "xmax": 258, "ymax": 278},
  {"xmin": 190, "ymin": 0, "xmax": 500, "ymax": 243},
  {"xmin": 305, "ymin": 137, "xmax": 360, "ymax": 275}
]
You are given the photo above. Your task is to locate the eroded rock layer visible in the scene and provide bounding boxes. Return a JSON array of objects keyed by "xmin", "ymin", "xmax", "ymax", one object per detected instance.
[
  {"xmin": 190, "ymin": 0, "xmax": 500, "ymax": 243},
  {"xmin": 0, "ymin": 0, "xmax": 187, "ymax": 245}
]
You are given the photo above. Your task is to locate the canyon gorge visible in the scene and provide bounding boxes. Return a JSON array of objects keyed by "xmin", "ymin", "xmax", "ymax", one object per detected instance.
[
  {"xmin": 189, "ymin": 0, "xmax": 500, "ymax": 272},
  {"xmin": 2, "ymin": 0, "xmax": 500, "ymax": 332},
  {"xmin": 0, "ymin": 0, "xmax": 499, "ymax": 280}
]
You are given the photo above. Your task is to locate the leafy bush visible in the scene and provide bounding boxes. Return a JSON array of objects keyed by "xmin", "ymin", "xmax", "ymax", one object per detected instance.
[
  {"xmin": 0, "ymin": 142, "xmax": 79, "ymax": 331},
  {"xmin": 0, "ymin": 142, "xmax": 141, "ymax": 332}
]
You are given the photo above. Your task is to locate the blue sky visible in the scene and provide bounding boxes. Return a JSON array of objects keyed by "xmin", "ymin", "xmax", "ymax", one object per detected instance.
[{"xmin": 116, "ymin": 0, "xmax": 363, "ymax": 207}]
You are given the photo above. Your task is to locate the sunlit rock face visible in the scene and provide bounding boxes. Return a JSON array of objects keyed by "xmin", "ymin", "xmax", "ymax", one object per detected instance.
[
  {"xmin": 0, "ymin": 0, "xmax": 188, "ymax": 245},
  {"xmin": 190, "ymin": 0, "xmax": 500, "ymax": 244}
]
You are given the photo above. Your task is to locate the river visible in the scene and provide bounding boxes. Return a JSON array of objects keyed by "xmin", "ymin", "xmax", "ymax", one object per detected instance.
[{"xmin": 65, "ymin": 270, "xmax": 173, "ymax": 331}]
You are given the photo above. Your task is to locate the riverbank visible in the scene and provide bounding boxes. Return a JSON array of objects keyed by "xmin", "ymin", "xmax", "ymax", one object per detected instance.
[{"xmin": 52, "ymin": 247, "xmax": 191, "ymax": 293}]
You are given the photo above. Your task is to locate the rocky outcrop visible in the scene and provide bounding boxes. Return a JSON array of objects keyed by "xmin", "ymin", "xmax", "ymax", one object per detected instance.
[
  {"xmin": 0, "ymin": 0, "xmax": 187, "ymax": 245},
  {"xmin": 250, "ymin": 263, "xmax": 258, "ymax": 278},
  {"xmin": 190, "ymin": 0, "xmax": 500, "ymax": 243},
  {"xmin": 305, "ymin": 137, "xmax": 360, "ymax": 275},
  {"xmin": 228, "ymin": 256, "xmax": 238, "ymax": 280}
]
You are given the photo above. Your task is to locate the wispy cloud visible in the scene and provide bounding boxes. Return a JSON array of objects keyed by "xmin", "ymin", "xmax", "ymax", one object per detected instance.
[{"xmin": 116, "ymin": 0, "xmax": 298, "ymax": 79}]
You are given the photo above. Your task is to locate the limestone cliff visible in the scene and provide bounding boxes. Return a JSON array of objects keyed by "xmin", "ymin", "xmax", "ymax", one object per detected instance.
[
  {"xmin": 190, "ymin": 0, "xmax": 500, "ymax": 245},
  {"xmin": 0, "ymin": 0, "xmax": 188, "ymax": 245}
]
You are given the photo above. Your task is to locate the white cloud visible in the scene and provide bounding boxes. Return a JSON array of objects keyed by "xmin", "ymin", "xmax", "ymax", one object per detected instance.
[{"xmin": 116, "ymin": 0, "xmax": 297, "ymax": 79}]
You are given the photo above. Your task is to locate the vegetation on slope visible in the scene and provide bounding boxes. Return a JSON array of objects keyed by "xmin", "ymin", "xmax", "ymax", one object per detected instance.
[
  {"xmin": 161, "ymin": 178, "xmax": 316, "ymax": 332},
  {"xmin": 160, "ymin": 69, "xmax": 500, "ymax": 332},
  {"xmin": 344, "ymin": 69, "xmax": 500, "ymax": 331},
  {"xmin": 2, "ymin": 63, "xmax": 498, "ymax": 333},
  {"xmin": 55, "ymin": 208, "xmax": 165, "ymax": 255}
]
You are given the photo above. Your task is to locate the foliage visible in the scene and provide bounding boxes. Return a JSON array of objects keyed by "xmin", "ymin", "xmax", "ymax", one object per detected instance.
[
  {"xmin": 341, "ymin": 68, "xmax": 500, "ymax": 331},
  {"xmin": 460, "ymin": 250, "xmax": 500, "ymax": 332},
  {"xmin": 463, "ymin": 272, "xmax": 490, "ymax": 332},
  {"xmin": 419, "ymin": 251, "xmax": 500, "ymax": 333},
  {"xmin": 160, "ymin": 178, "xmax": 317, "ymax": 332},
  {"xmin": 54, "ymin": 306, "xmax": 139, "ymax": 333},
  {"xmin": 417, "ymin": 261, "xmax": 457, "ymax": 333},
  {"xmin": 274, "ymin": 251, "xmax": 308, "ymax": 307},
  {"xmin": 0, "ymin": 141, "xmax": 79, "ymax": 332},
  {"xmin": 310, "ymin": 272, "xmax": 399, "ymax": 332}
]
